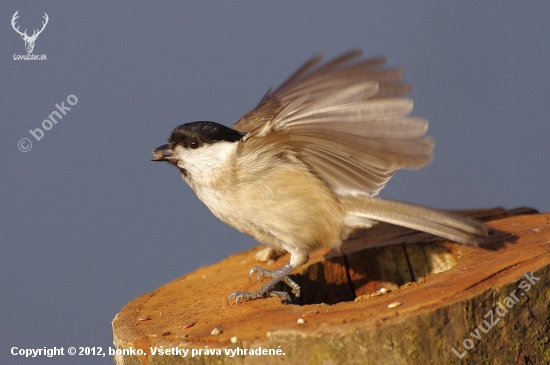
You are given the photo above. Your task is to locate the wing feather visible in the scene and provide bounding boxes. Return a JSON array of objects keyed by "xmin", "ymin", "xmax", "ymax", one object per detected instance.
[
  {"xmin": 282, "ymin": 98, "xmax": 414, "ymax": 127},
  {"xmin": 233, "ymin": 50, "xmax": 433, "ymax": 197}
]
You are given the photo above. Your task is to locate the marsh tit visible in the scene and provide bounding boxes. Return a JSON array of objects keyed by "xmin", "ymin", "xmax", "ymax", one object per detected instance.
[{"xmin": 152, "ymin": 50, "xmax": 488, "ymax": 303}]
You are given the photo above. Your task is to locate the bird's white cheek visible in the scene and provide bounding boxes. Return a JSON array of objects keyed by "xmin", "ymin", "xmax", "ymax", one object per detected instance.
[{"xmin": 173, "ymin": 143, "xmax": 237, "ymax": 187}]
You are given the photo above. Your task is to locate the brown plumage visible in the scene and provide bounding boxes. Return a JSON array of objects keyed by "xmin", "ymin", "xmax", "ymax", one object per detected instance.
[
  {"xmin": 233, "ymin": 50, "xmax": 432, "ymax": 197},
  {"xmin": 153, "ymin": 50, "xmax": 488, "ymax": 303}
]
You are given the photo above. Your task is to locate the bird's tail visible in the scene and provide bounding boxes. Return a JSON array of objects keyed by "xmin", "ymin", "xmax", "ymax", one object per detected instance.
[{"xmin": 341, "ymin": 196, "xmax": 489, "ymax": 246}]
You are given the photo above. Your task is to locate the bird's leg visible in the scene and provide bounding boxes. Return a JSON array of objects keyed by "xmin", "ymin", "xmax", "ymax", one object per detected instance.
[
  {"xmin": 227, "ymin": 263, "xmax": 296, "ymax": 304},
  {"xmin": 227, "ymin": 251, "xmax": 308, "ymax": 304},
  {"xmin": 249, "ymin": 265, "xmax": 301, "ymax": 297}
]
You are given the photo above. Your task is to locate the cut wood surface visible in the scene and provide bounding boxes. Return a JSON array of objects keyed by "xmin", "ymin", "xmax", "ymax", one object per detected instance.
[{"xmin": 112, "ymin": 208, "xmax": 550, "ymax": 365}]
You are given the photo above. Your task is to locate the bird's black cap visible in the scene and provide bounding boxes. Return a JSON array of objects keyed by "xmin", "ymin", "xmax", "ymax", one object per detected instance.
[
  {"xmin": 169, "ymin": 121, "xmax": 243, "ymax": 147},
  {"xmin": 152, "ymin": 121, "xmax": 243, "ymax": 162}
]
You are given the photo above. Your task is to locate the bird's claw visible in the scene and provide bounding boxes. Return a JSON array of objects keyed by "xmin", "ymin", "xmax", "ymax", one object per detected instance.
[
  {"xmin": 228, "ymin": 264, "xmax": 299, "ymax": 304},
  {"xmin": 248, "ymin": 266, "xmax": 265, "ymax": 281},
  {"xmin": 227, "ymin": 290, "xmax": 291, "ymax": 304},
  {"xmin": 246, "ymin": 266, "xmax": 301, "ymax": 297}
]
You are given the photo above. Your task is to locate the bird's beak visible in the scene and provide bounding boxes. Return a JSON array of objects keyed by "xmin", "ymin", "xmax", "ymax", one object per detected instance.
[{"xmin": 151, "ymin": 144, "xmax": 174, "ymax": 162}]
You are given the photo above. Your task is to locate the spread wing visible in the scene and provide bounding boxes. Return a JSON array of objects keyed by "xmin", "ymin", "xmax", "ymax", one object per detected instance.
[{"xmin": 232, "ymin": 50, "xmax": 434, "ymax": 197}]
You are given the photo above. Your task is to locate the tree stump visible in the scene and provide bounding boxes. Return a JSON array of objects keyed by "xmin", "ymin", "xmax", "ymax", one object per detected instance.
[{"xmin": 112, "ymin": 208, "xmax": 550, "ymax": 365}]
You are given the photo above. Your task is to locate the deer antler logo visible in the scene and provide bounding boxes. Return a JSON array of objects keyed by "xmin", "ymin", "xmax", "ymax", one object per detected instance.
[{"xmin": 11, "ymin": 10, "xmax": 49, "ymax": 54}]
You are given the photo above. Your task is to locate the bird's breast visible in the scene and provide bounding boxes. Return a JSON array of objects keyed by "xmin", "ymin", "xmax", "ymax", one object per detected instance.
[{"xmin": 188, "ymin": 153, "xmax": 347, "ymax": 252}]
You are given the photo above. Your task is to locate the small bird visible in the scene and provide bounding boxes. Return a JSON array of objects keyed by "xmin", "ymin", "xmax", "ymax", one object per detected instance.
[{"xmin": 152, "ymin": 50, "xmax": 488, "ymax": 304}]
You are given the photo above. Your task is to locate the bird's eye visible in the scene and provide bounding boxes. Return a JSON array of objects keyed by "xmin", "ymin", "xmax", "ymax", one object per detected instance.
[{"xmin": 189, "ymin": 139, "xmax": 200, "ymax": 149}]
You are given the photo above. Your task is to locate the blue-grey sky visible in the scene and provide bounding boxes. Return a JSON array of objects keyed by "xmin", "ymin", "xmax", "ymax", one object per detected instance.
[{"xmin": 1, "ymin": 2, "xmax": 549, "ymax": 364}]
